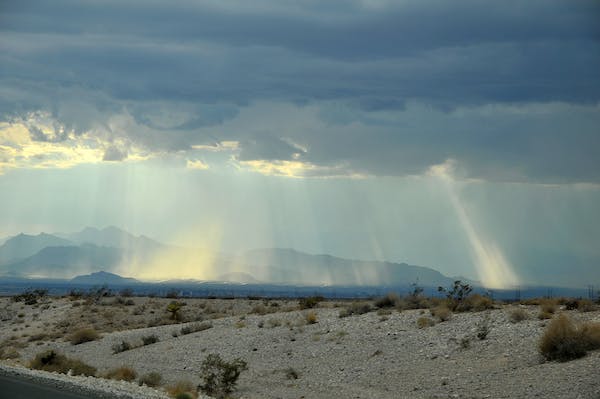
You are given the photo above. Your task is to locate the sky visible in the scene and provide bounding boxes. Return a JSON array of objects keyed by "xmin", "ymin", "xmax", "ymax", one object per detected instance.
[{"xmin": 1, "ymin": 0, "xmax": 599, "ymax": 288}]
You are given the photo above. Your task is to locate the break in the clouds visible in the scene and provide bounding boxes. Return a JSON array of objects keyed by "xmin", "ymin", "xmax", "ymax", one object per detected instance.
[{"xmin": 1, "ymin": 0, "xmax": 599, "ymax": 181}]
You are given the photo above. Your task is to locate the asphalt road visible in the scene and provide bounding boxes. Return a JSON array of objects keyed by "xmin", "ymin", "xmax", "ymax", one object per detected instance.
[{"xmin": 0, "ymin": 373, "xmax": 108, "ymax": 399}]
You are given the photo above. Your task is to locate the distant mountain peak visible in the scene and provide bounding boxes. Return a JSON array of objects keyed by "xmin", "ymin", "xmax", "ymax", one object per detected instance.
[{"xmin": 70, "ymin": 270, "xmax": 138, "ymax": 285}]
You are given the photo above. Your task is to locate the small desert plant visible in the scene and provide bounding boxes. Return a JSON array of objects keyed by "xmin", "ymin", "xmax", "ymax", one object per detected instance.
[
  {"xmin": 538, "ymin": 311, "xmax": 554, "ymax": 320},
  {"xmin": 180, "ymin": 322, "xmax": 212, "ymax": 335},
  {"xmin": 70, "ymin": 328, "xmax": 100, "ymax": 345},
  {"xmin": 577, "ymin": 299, "xmax": 595, "ymax": 312},
  {"xmin": 374, "ymin": 293, "xmax": 400, "ymax": 308},
  {"xmin": 139, "ymin": 372, "xmax": 163, "ymax": 387},
  {"xmin": 438, "ymin": 280, "xmax": 472, "ymax": 310},
  {"xmin": 198, "ymin": 354, "xmax": 248, "ymax": 398},
  {"xmin": 267, "ymin": 318, "xmax": 282, "ymax": 328},
  {"xmin": 305, "ymin": 311, "xmax": 318, "ymax": 324},
  {"xmin": 509, "ymin": 308, "xmax": 529, "ymax": 323},
  {"xmin": 167, "ymin": 301, "xmax": 185, "ymax": 321},
  {"xmin": 30, "ymin": 350, "xmax": 96, "ymax": 376},
  {"xmin": 417, "ymin": 317, "xmax": 435, "ymax": 329},
  {"xmin": 430, "ymin": 305, "xmax": 452, "ymax": 322},
  {"xmin": 462, "ymin": 294, "xmax": 494, "ymax": 312},
  {"xmin": 338, "ymin": 302, "xmax": 372, "ymax": 318},
  {"xmin": 142, "ymin": 335, "xmax": 159, "ymax": 345},
  {"xmin": 540, "ymin": 299, "xmax": 557, "ymax": 314},
  {"xmin": 476, "ymin": 313, "xmax": 491, "ymax": 340},
  {"xmin": 298, "ymin": 296, "xmax": 324, "ymax": 309},
  {"xmin": 284, "ymin": 367, "xmax": 299, "ymax": 379},
  {"xmin": 167, "ymin": 380, "xmax": 197, "ymax": 399},
  {"xmin": 105, "ymin": 366, "xmax": 137, "ymax": 382},
  {"xmin": 539, "ymin": 314, "xmax": 588, "ymax": 361},
  {"xmin": 112, "ymin": 340, "xmax": 132, "ymax": 354}
]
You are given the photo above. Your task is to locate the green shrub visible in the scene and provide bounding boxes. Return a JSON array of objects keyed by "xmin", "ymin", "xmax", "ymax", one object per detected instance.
[
  {"xmin": 167, "ymin": 301, "xmax": 185, "ymax": 320},
  {"xmin": 139, "ymin": 372, "xmax": 163, "ymax": 387},
  {"xmin": 198, "ymin": 354, "xmax": 248, "ymax": 398},
  {"xmin": 70, "ymin": 328, "xmax": 100, "ymax": 345},
  {"xmin": 30, "ymin": 350, "xmax": 96, "ymax": 376}
]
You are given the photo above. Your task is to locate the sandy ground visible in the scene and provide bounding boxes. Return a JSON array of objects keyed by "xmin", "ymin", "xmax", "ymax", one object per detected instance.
[{"xmin": 1, "ymin": 295, "xmax": 599, "ymax": 399}]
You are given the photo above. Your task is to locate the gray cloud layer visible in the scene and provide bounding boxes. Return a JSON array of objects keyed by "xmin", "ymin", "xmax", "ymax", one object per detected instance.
[{"xmin": 1, "ymin": 0, "xmax": 599, "ymax": 182}]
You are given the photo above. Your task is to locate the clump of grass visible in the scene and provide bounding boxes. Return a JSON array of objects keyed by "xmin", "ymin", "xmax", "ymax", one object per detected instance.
[
  {"xmin": 430, "ymin": 305, "xmax": 452, "ymax": 322},
  {"xmin": 141, "ymin": 335, "xmax": 159, "ymax": 345},
  {"xmin": 199, "ymin": 353, "xmax": 248, "ymax": 398},
  {"xmin": 374, "ymin": 293, "xmax": 400, "ymax": 308},
  {"xmin": 105, "ymin": 366, "xmax": 137, "ymax": 382},
  {"xmin": 180, "ymin": 322, "xmax": 213, "ymax": 335},
  {"xmin": 30, "ymin": 350, "xmax": 96, "ymax": 376},
  {"xmin": 139, "ymin": 372, "xmax": 163, "ymax": 387},
  {"xmin": 70, "ymin": 328, "xmax": 100, "ymax": 345},
  {"xmin": 416, "ymin": 317, "xmax": 435, "ymax": 329},
  {"xmin": 267, "ymin": 318, "xmax": 282, "ymax": 328},
  {"xmin": 338, "ymin": 302, "xmax": 372, "ymax": 318},
  {"xmin": 538, "ymin": 311, "xmax": 554, "ymax": 320},
  {"xmin": 462, "ymin": 294, "xmax": 494, "ymax": 312},
  {"xmin": 167, "ymin": 380, "xmax": 197, "ymax": 399},
  {"xmin": 509, "ymin": 308, "xmax": 529, "ymax": 323},
  {"xmin": 305, "ymin": 311, "xmax": 318, "ymax": 324},
  {"xmin": 539, "ymin": 314, "xmax": 600, "ymax": 361},
  {"xmin": 540, "ymin": 299, "xmax": 558, "ymax": 314},
  {"xmin": 577, "ymin": 299, "xmax": 596, "ymax": 312}
]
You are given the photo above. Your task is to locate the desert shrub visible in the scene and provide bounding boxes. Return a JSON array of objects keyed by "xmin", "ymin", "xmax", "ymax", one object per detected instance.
[
  {"xmin": 339, "ymin": 302, "xmax": 372, "ymax": 318},
  {"xmin": 461, "ymin": 294, "xmax": 494, "ymax": 312},
  {"xmin": 438, "ymin": 280, "xmax": 472, "ymax": 311},
  {"xmin": 139, "ymin": 372, "xmax": 163, "ymax": 387},
  {"xmin": 538, "ymin": 311, "xmax": 554, "ymax": 320},
  {"xmin": 267, "ymin": 318, "xmax": 281, "ymax": 328},
  {"xmin": 112, "ymin": 340, "xmax": 132, "ymax": 354},
  {"xmin": 298, "ymin": 296, "xmax": 324, "ymax": 309},
  {"xmin": 180, "ymin": 322, "xmax": 213, "ymax": 335},
  {"xmin": 142, "ymin": 335, "xmax": 159, "ymax": 345},
  {"xmin": 374, "ymin": 293, "xmax": 400, "ymax": 308},
  {"xmin": 250, "ymin": 304, "xmax": 268, "ymax": 315},
  {"xmin": 13, "ymin": 289, "xmax": 47, "ymax": 305},
  {"xmin": 284, "ymin": 367, "xmax": 299, "ymax": 379},
  {"xmin": 305, "ymin": 311, "xmax": 318, "ymax": 324},
  {"xmin": 509, "ymin": 308, "xmax": 529, "ymax": 323},
  {"xmin": 539, "ymin": 314, "xmax": 587, "ymax": 361},
  {"xmin": 167, "ymin": 380, "xmax": 197, "ymax": 399},
  {"xmin": 577, "ymin": 299, "xmax": 595, "ymax": 312},
  {"xmin": 476, "ymin": 313, "xmax": 491, "ymax": 340},
  {"xmin": 430, "ymin": 306, "xmax": 452, "ymax": 322},
  {"xmin": 119, "ymin": 288, "xmax": 134, "ymax": 297},
  {"xmin": 70, "ymin": 328, "xmax": 100, "ymax": 345},
  {"xmin": 167, "ymin": 301, "xmax": 185, "ymax": 321},
  {"xmin": 564, "ymin": 299, "xmax": 579, "ymax": 310},
  {"xmin": 198, "ymin": 353, "xmax": 248, "ymax": 398},
  {"xmin": 417, "ymin": 317, "xmax": 435, "ymax": 329},
  {"xmin": 105, "ymin": 366, "xmax": 137, "ymax": 382},
  {"xmin": 580, "ymin": 322, "xmax": 600, "ymax": 350},
  {"xmin": 30, "ymin": 350, "xmax": 96, "ymax": 376},
  {"xmin": 0, "ymin": 347, "xmax": 20, "ymax": 359},
  {"xmin": 540, "ymin": 299, "xmax": 557, "ymax": 314}
]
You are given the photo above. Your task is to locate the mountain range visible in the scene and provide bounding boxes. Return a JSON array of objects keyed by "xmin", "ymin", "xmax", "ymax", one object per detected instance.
[{"xmin": 0, "ymin": 226, "xmax": 460, "ymax": 287}]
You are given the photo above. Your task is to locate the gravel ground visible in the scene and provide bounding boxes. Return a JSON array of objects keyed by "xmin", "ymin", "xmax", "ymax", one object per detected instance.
[{"xmin": 2, "ymin": 297, "xmax": 599, "ymax": 398}]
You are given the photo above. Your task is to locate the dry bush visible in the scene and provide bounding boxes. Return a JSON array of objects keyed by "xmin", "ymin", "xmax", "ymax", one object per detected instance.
[
  {"xmin": 105, "ymin": 366, "xmax": 137, "ymax": 381},
  {"xmin": 462, "ymin": 294, "xmax": 494, "ymax": 312},
  {"xmin": 141, "ymin": 334, "xmax": 159, "ymax": 345},
  {"xmin": 538, "ymin": 311, "xmax": 554, "ymax": 320},
  {"xmin": 374, "ymin": 293, "xmax": 400, "ymax": 308},
  {"xmin": 298, "ymin": 296, "xmax": 324, "ymax": 309},
  {"xmin": 0, "ymin": 347, "xmax": 20, "ymax": 359},
  {"xmin": 180, "ymin": 321, "xmax": 212, "ymax": 335},
  {"xmin": 577, "ymin": 299, "xmax": 596, "ymax": 312},
  {"xmin": 112, "ymin": 340, "xmax": 133, "ymax": 354},
  {"xmin": 199, "ymin": 353, "xmax": 248, "ymax": 398},
  {"xmin": 430, "ymin": 305, "xmax": 452, "ymax": 322},
  {"xmin": 338, "ymin": 302, "xmax": 372, "ymax": 318},
  {"xmin": 30, "ymin": 350, "xmax": 96, "ymax": 376},
  {"xmin": 538, "ymin": 314, "xmax": 600, "ymax": 361},
  {"xmin": 305, "ymin": 311, "xmax": 318, "ymax": 324},
  {"xmin": 509, "ymin": 308, "xmax": 529, "ymax": 323},
  {"xmin": 417, "ymin": 317, "xmax": 435, "ymax": 329},
  {"xmin": 540, "ymin": 299, "xmax": 558, "ymax": 314},
  {"xmin": 70, "ymin": 328, "xmax": 100, "ymax": 345},
  {"xmin": 267, "ymin": 318, "xmax": 282, "ymax": 328},
  {"xmin": 167, "ymin": 380, "xmax": 198, "ymax": 399},
  {"xmin": 138, "ymin": 372, "xmax": 163, "ymax": 387}
]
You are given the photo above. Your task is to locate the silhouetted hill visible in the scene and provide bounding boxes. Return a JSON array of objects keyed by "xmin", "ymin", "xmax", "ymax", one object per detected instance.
[
  {"xmin": 70, "ymin": 271, "xmax": 138, "ymax": 285},
  {"xmin": 59, "ymin": 226, "xmax": 163, "ymax": 252},
  {"xmin": 0, "ymin": 233, "xmax": 73, "ymax": 264},
  {"xmin": 1, "ymin": 245, "xmax": 122, "ymax": 278}
]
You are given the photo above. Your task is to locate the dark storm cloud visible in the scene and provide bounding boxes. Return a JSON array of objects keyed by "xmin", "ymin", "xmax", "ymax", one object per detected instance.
[{"xmin": 1, "ymin": 0, "xmax": 599, "ymax": 182}]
